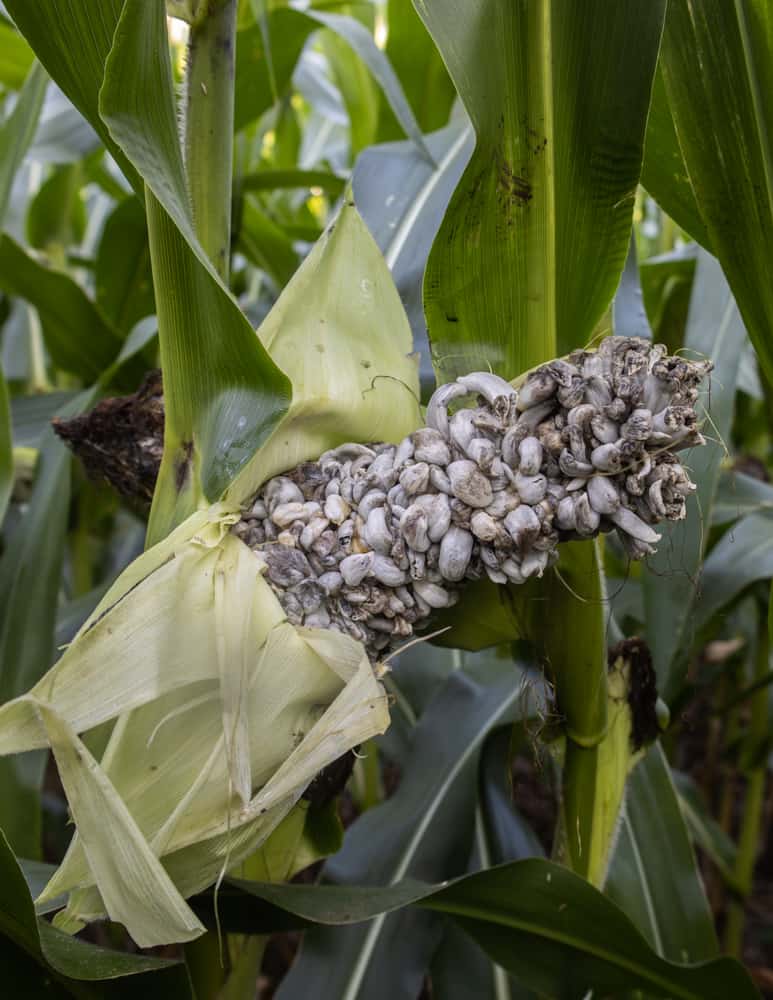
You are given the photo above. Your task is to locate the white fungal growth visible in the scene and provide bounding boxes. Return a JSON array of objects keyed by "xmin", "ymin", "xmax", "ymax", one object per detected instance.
[{"xmin": 233, "ymin": 336, "xmax": 711, "ymax": 660}]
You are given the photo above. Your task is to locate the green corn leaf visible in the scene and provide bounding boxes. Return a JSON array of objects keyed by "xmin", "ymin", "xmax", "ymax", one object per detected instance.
[
  {"xmin": 95, "ymin": 196, "xmax": 155, "ymax": 335},
  {"xmin": 320, "ymin": 26, "xmax": 380, "ymax": 158},
  {"xmin": 639, "ymin": 245, "xmax": 697, "ymax": 349},
  {"xmin": 713, "ymin": 470, "xmax": 773, "ymax": 527},
  {"xmin": 234, "ymin": 10, "xmax": 315, "ymax": 133},
  {"xmin": 606, "ymin": 743, "xmax": 719, "ymax": 964},
  {"xmin": 234, "ymin": 6, "xmax": 431, "ymax": 160},
  {"xmin": 0, "ymin": 60, "xmax": 48, "ymax": 227},
  {"xmin": 416, "ymin": 0, "xmax": 667, "ymax": 381},
  {"xmin": 641, "ymin": 67, "xmax": 712, "ymax": 251},
  {"xmin": 695, "ymin": 512, "xmax": 773, "ymax": 632},
  {"xmin": 657, "ymin": 0, "xmax": 773, "ymax": 387},
  {"xmin": 237, "ymin": 196, "xmax": 300, "ymax": 290},
  {"xmin": 0, "ymin": 233, "xmax": 138, "ymax": 386},
  {"xmin": 0, "ymin": 20, "xmax": 34, "ymax": 90},
  {"xmin": 3, "ymin": 0, "xmax": 140, "ymax": 194},
  {"xmin": 0, "ymin": 390, "xmax": 96, "ymax": 858},
  {"xmin": 377, "ymin": 0, "xmax": 456, "ymax": 140},
  {"xmin": 672, "ymin": 771, "xmax": 742, "ymax": 895},
  {"xmin": 303, "ymin": 8, "xmax": 431, "ymax": 163},
  {"xmin": 216, "ymin": 860, "xmax": 757, "ymax": 999},
  {"xmin": 642, "ymin": 250, "xmax": 746, "ymax": 701},
  {"xmin": 241, "ymin": 168, "xmax": 346, "ymax": 196},
  {"xmin": 430, "ymin": 918, "xmax": 520, "ymax": 1000},
  {"xmin": 0, "ymin": 830, "xmax": 192, "ymax": 994},
  {"xmin": 0, "ymin": 364, "xmax": 11, "ymax": 528},
  {"xmin": 99, "ymin": 0, "xmax": 291, "ymax": 541},
  {"xmin": 25, "ymin": 163, "xmax": 85, "ymax": 252}
]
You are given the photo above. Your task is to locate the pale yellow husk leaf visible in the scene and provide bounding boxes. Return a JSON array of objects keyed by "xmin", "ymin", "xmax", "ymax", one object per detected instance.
[
  {"xmin": 225, "ymin": 198, "xmax": 422, "ymax": 505},
  {"xmin": 0, "ymin": 519, "xmax": 388, "ymax": 945}
]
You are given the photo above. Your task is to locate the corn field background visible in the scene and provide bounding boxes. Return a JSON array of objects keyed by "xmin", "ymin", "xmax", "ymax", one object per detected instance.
[{"xmin": 0, "ymin": 1, "xmax": 772, "ymax": 997}]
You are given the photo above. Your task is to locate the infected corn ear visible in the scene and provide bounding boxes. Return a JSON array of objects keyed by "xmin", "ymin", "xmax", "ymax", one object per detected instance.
[{"xmin": 232, "ymin": 336, "xmax": 712, "ymax": 659}]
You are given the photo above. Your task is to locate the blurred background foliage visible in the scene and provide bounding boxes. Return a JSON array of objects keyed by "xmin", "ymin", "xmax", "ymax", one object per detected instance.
[{"xmin": 0, "ymin": 0, "xmax": 772, "ymax": 997}]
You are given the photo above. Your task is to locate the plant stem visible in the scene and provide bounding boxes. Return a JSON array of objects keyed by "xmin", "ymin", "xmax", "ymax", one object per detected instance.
[
  {"xmin": 184, "ymin": 0, "xmax": 237, "ymax": 281},
  {"xmin": 184, "ymin": 932, "xmax": 228, "ymax": 999},
  {"xmin": 724, "ymin": 611, "xmax": 770, "ymax": 957}
]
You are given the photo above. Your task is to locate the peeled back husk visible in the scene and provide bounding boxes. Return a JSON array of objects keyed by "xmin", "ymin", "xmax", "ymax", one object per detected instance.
[{"xmin": 0, "ymin": 511, "xmax": 388, "ymax": 945}]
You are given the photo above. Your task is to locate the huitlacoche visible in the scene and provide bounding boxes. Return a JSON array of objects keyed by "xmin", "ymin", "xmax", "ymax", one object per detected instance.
[{"xmin": 232, "ymin": 336, "xmax": 712, "ymax": 660}]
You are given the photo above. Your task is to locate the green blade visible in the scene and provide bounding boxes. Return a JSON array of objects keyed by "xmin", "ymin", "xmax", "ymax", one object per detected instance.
[
  {"xmin": 95, "ymin": 196, "xmax": 155, "ymax": 335},
  {"xmin": 416, "ymin": 0, "xmax": 667, "ymax": 380},
  {"xmin": 219, "ymin": 859, "xmax": 757, "ymax": 999},
  {"xmin": 275, "ymin": 656, "xmax": 528, "ymax": 1000},
  {"xmin": 3, "ymin": 0, "xmax": 140, "ymax": 193},
  {"xmin": 657, "ymin": 0, "xmax": 773, "ymax": 386},
  {"xmin": 0, "ymin": 60, "xmax": 48, "ymax": 227},
  {"xmin": 642, "ymin": 250, "xmax": 746, "ymax": 701},
  {"xmin": 606, "ymin": 744, "xmax": 719, "ymax": 963},
  {"xmin": 0, "ymin": 234, "xmax": 130, "ymax": 384},
  {"xmin": 694, "ymin": 511, "xmax": 773, "ymax": 632},
  {"xmin": 0, "ymin": 831, "xmax": 191, "ymax": 993},
  {"xmin": 0, "ymin": 391, "xmax": 96, "ymax": 858},
  {"xmin": 377, "ymin": 0, "xmax": 455, "ymax": 140},
  {"xmin": 0, "ymin": 20, "xmax": 34, "ymax": 90},
  {"xmin": 303, "ymin": 9, "xmax": 431, "ymax": 162},
  {"xmin": 641, "ymin": 67, "xmax": 712, "ymax": 250},
  {"xmin": 0, "ymin": 365, "xmax": 11, "ymax": 528}
]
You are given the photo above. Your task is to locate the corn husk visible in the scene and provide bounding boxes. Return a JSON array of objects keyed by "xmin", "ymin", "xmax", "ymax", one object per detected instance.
[
  {"xmin": 225, "ymin": 197, "xmax": 421, "ymax": 506},
  {"xmin": 0, "ymin": 515, "xmax": 388, "ymax": 944},
  {"xmin": 0, "ymin": 202, "xmax": 414, "ymax": 946}
]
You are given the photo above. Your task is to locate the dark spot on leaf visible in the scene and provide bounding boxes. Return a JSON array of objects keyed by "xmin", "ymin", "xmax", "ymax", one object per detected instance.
[
  {"xmin": 497, "ymin": 156, "xmax": 533, "ymax": 206},
  {"xmin": 361, "ymin": 360, "xmax": 372, "ymax": 368},
  {"xmin": 445, "ymin": 314, "xmax": 459, "ymax": 323},
  {"xmin": 175, "ymin": 440, "xmax": 194, "ymax": 493}
]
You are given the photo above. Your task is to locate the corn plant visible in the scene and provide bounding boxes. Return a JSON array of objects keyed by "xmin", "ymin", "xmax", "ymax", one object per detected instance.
[{"xmin": 0, "ymin": 1, "xmax": 771, "ymax": 997}]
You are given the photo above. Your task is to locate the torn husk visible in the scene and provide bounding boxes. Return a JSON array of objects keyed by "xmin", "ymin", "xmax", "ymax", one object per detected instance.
[{"xmin": 0, "ymin": 510, "xmax": 389, "ymax": 946}]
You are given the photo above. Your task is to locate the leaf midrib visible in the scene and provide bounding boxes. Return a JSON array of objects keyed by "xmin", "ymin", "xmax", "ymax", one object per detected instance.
[{"xmin": 540, "ymin": 0, "xmax": 557, "ymax": 359}]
